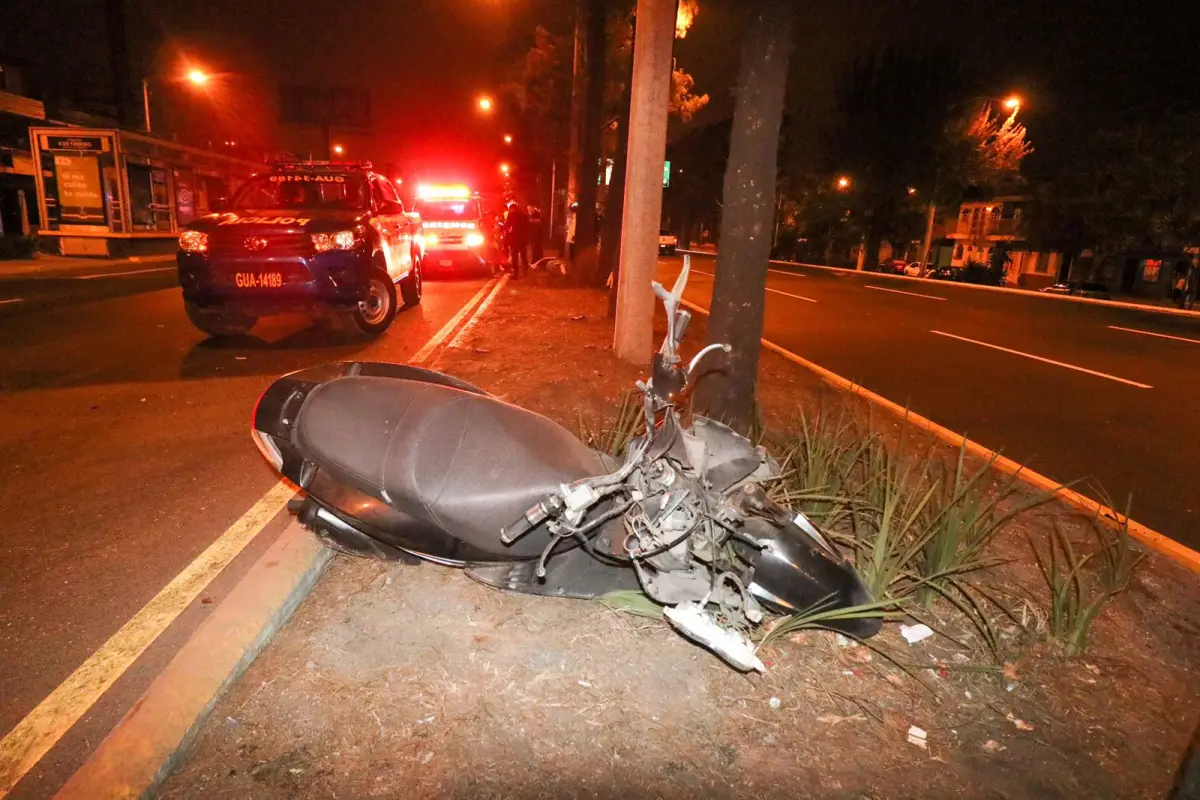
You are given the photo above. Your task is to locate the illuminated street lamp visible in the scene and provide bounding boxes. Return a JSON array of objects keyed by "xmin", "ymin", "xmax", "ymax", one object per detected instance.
[
  {"xmin": 499, "ymin": 162, "xmax": 511, "ymax": 176},
  {"xmin": 477, "ymin": 95, "xmax": 494, "ymax": 113},
  {"xmin": 332, "ymin": 144, "xmax": 345, "ymax": 156},
  {"xmin": 141, "ymin": 66, "xmax": 212, "ymax": 134},
  {"xmin": 1003, "ymin": 95, "xmax": 1021, "ymax": 111},
  {"xmin": 503, "ymin": 134, "xmax": 513, "ymax": 144},
  {"xmin": 836, "ymin": 176, "xmax": 851, "ymax": 190}
]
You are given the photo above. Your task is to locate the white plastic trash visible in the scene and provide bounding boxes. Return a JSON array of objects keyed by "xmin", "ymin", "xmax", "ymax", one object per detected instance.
[{"xmin": 899, "ymin": 623, "xmax": 935, "ymax": 645}]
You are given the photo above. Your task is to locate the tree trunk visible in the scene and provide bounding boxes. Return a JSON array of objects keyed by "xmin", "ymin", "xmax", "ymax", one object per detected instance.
[
  {"xmin": 602, "ymin": 70, "xmax": 635, "ymax": 309},
  {"xmin": 863, "ymin": 223, "xmax": 882, "ymax": 271},
  {"xmin": 573, "ymin": 0, "xmax": 607, "ymax": 284},
  {"xmin": 918, "ymin": 201, "xmax": 936, "ymax": 269},
  {"xmin": 693, "ymin": 0, "xmax": 795, "ymax": 432}
]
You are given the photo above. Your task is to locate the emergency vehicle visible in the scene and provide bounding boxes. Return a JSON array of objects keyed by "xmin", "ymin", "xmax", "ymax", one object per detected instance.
[
  {"xmin": 412, "ymin": 184, "xmax": 491, "ymax": 275},
  {"xmin": 176, "ymin": 161, "xmax": 423, "ymax": 338}
]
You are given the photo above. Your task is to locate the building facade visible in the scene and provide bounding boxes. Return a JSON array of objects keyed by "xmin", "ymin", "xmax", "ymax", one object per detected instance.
[{"xmin": 944, "ymin": 196, "xmax": 1062, "ymax": 289}]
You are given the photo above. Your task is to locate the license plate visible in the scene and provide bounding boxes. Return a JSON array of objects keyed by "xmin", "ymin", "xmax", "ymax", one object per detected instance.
[
  {"xmin": 439, "ymin": 259, "xmax": 454, "ymax": 267},
  {"xmin": 234, "ymin": 272, "xmax": 283, "ymax": 288}
]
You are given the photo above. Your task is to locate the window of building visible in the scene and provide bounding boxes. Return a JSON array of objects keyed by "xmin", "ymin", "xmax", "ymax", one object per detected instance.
[
  {"xmin": 959, "ymin": 207, "xmax": 971, "ymax": 222},
  {"xmin": 954, "ymin": 244, "xmax": 964, "ymax": 259},
  {"xmin": 127, "ymin": 163, "xmax": 172, "ymax": 232}
]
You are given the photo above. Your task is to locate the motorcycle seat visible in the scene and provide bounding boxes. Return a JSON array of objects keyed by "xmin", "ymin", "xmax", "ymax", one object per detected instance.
[{"xmin": 293, "ymin": 375, "xmax": 607, "ymax": 557}]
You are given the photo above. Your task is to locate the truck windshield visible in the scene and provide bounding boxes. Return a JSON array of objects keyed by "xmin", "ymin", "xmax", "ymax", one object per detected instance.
[
  {"xmin": 415, "ymin": 199, "xmax": 480, "ymax": 222},
  {"xmin": 230, "ymin": 174, "xmax": 368, "ymax": 210}
]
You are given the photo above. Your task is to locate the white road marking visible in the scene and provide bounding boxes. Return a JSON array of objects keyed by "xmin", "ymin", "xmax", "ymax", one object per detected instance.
[
  {"xmin": 930, "ymin": 330, "xmax": 1153, "ymax": 389},
  {"xmin": 449, "ymin": 275, "xmax": 509, "ymax": 349},
  {"xmin": 0, "ymin": 299, "xmax": 23, "ymax": 306},
  {"xmin": 690, "ymin": 268, "xmax": 818, "ymax": 303},
  {"xmin": 73, "ymin": 267, "xmax": 175, "ymax": 280},
  {"xmin": 767, "ymin": 267, "xmax": 803, "ymax": 277},
  {"xmin": 865, "ymin": 285, "xmax": 947, "ymax": 301},
  {"xmin": 1108, "ymin": 325, "xmax": 1200, "ymax": 345},
  {"xmin": 0, "ymin": 279, "xmax": 498, "ymax": 796},
  {"xmin": 0, "ymin": 482, "xmax": 295, "ymax": 796},
  {"xmin": 767, "ymin": 286, "xmax": 818, "ymax": 303}
]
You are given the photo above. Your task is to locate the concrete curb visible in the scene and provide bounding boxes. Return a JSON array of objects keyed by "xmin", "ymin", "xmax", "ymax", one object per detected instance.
[
  {"xmin": 678, "ymin": 249, "xmax": 1200, "ymax": 320},
  {"xmin": 54, "ymin": 523, "xmax": 331, "ymax": 800},
  {"xmin": 679, "ymin": 297, "xmax": 1200, "ymax": 575}
]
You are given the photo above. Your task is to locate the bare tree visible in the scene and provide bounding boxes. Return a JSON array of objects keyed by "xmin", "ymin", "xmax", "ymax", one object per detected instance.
[{"xmin": 694, "ymin": 0, "xmax": 795, "ymax": 430}]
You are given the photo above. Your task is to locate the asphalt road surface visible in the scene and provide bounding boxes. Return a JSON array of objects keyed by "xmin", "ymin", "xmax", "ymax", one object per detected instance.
[
  {"xmin": 0, "ymin": 263, "xmax": 488, "ymax": 798},
  {"xmin": 659, "ymin": 253, "xmax": 1200, "ymax": 551}
]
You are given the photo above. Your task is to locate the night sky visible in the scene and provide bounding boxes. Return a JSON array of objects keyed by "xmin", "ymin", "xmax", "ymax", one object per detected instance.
[{"xmin": 3, "ymin": 0, "xmax": 1195, "ymax": 183}]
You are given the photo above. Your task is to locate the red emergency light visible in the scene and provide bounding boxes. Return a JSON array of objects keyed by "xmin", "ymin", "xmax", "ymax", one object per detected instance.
[{"xmin": 417, "ymin": 183, "xmax": 472, "ymax": 201}]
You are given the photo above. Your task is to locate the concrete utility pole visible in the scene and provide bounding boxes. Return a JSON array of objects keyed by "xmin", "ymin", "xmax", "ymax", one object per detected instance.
[{"xmin": 613, "ymin": 0, "xmax": 676, "ymax": 363}]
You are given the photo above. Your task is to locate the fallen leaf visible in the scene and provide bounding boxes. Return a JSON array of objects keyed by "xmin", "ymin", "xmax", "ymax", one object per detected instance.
[
  {"xmin": 982, "ymin": 739, "xmax": 1006, "ymax": 753},
  {"xmin": 885, "ymin": 674, "xmax": 904, "ymax": 688},
  {"xmin": 1002, "ymin": 662, "xmax": 1020, "ymax": 682},
  {"xmin": 1005, "ymin": 712, "xmax": 1035, "ymax": 732}
]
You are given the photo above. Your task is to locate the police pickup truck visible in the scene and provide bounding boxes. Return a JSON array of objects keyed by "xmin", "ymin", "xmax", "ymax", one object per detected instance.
[{"xmin": 177, "ymin": 161, "xmax": 423, "ymax": 338}]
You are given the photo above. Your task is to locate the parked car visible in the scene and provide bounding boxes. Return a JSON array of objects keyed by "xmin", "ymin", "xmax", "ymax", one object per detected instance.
[
  {"xmin": 927, "ymin": 265, "xmax": 962, "ymax": 281},
  {"xmin": 658, "ymin": 229, "xmax": 678, "ymax": 255},
  {"xmin": 1039, "ymin": 281, "xmax": 1112, "ymax": 300},
  {"xmin": 903, "ymin": 261, "xmax": 924, "ymax": 277}
]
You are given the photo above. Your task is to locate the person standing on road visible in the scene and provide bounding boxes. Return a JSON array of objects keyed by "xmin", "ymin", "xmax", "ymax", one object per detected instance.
[
  {"xmin": 504, "ymin": 201, "xmax": 530, "ymax": 279},
  {"xmin": 528, "ymin": 205, "xmax": 544, "ymax": 264}
]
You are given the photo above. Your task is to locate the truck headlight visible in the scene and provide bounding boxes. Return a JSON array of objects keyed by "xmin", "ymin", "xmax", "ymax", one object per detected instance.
[
  {"xmin": 465, "ymin": 232, "xmax": 485, "ymax": 248},
  {"xmin": 311, "ymin": 230, "xmax": 360, "ymax": 252},
  {"xmin": 179, "ymin": 230, "xmax": 209, "ymax": 253},
  {"xmin": 424, "ymin": 232, "xmax": 440, "ymax": 247}
]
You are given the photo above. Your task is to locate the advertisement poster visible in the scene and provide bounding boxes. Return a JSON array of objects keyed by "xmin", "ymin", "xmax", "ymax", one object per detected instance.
[{"xmin": 54, "ymin": 155, "xmax": 106, "ymax": 224}]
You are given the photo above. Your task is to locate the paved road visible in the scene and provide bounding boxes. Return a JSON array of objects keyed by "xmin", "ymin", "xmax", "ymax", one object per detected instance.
[
  {"xmin": 659, "ymin": 254, "xmax": 1200, "ymax": 550},
  {"xmin": 0, "ymin": 264, "xmax": 487, "ymax": 798}
]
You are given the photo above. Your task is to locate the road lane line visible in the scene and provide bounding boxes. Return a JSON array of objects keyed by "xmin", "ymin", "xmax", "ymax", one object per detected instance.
[
  {"xmin": 675, "ymin": 295, "xmax": 1199, "ymax": 575},
  {"xmin": 410, "ymin": 278, "xmax": 496, "ymax": 363},
  {"xmin": 688, "ymin": 268, "xmax": 818, "ymax": 303},
  {"xmin": 767, "ymin": 267, "xmax": 803, "ymax": 277},
  {"xmin": 865, "ymin": 285, "xmax": 947, "ymax": 301},
  {"xmin": 767, "ymin": 286, "xmax": 818, "ymax": 303},
  {"xmin": 1108, "ymin": 325, "xmax": 1200, "ymax": 345},
  {"xmin": 73, "ymin": 267, "xmax": 176, "ymax": 280},
  {"xmin": 931, "ymin": 330, "xmax": 1152, "ymax": 389},
  {"xmin": 0, "ymin": 299, "xmax": 23, "ymax": 306},
  {"xmin": 0, "ymin": 278, "xmax": 497, "ymax": 797},
  {"xmin": 449, "ymin": 275, "xmax": 509, "ymax": 349},
  {"xmin": 0, "ymin": 482, "xmax": 295, "ymax": 796}
]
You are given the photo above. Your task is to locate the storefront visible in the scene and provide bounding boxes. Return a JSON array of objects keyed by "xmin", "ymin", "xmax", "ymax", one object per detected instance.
[{"xmin": 29, "ymin": 127, "xmax": 261, "ymax": 257}]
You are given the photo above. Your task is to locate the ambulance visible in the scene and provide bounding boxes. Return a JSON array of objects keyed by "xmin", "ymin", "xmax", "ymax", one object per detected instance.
[{"xmin": 412, "ymin": 184, "xmax": 491, "ymax": 275}]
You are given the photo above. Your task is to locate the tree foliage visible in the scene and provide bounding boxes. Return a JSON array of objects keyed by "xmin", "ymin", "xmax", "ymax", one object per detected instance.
[
  {"xmin": 818, "ymin": 49, "xmax": 1031, "ymax": 267},
  {"xmin": 1028, "ymin": 112, "xmax": 1200, "ymax": 258}
]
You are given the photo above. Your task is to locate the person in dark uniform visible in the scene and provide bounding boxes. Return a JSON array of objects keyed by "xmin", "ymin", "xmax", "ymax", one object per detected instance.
[
  {"xmin": 528, "ymin": 205, "xmax": 544, "ymax": 264},
  {"xmin": 503, "ymin": 201, "xmax": 530, "ymax": 279}
]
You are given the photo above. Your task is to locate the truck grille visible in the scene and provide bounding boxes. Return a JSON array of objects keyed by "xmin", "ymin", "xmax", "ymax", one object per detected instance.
[{"xmin": 208, "ymin": 233, "xmax": 312, "ymax": 258}]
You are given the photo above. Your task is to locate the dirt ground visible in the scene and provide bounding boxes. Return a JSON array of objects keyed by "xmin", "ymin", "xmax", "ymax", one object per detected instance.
[{"xmin": 160, "ymin": 276, "xmax": 1200, "ymax": 799}]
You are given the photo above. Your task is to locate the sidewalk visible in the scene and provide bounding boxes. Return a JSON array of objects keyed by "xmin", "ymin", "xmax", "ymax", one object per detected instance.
[
  {"xmin": 0, "ymin": 253, "xmax": 176, "ymax": 280},
  {"xmin": 140, "ymin": 277, "xmax": 1200, "ymax": 800}
]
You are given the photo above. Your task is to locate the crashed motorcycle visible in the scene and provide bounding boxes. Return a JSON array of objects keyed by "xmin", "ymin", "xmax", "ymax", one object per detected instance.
[{"xmin": 250, "ymin": 264, "xmax": 880, "ymax": 671}]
